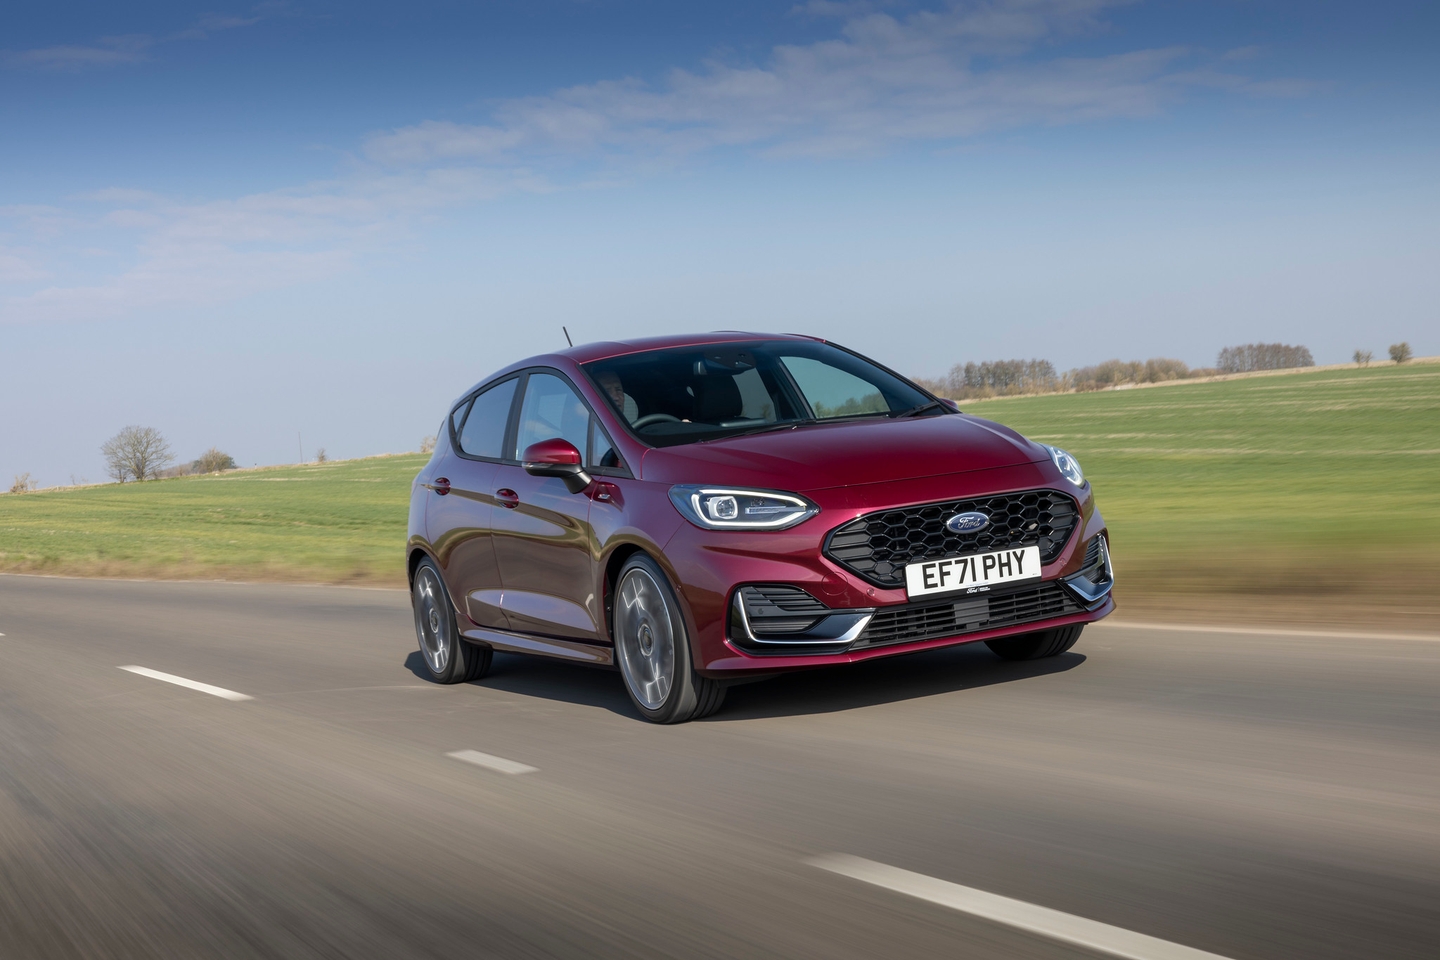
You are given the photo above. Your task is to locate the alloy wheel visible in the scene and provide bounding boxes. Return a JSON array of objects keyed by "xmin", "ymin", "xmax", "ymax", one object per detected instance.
[
  {"xmin": 615, "ymin": 567, "xmax": 676, "ymax": 710},
  {"xmin": 413, "ymin": 567, "xmax": 450, "ymax": 675}
]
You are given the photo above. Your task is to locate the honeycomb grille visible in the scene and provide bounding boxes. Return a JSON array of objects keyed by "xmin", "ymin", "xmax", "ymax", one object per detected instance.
[
  {"xmin": 824, "ymin": 489, "xmax": 1079, "ymax": 588},
  {"xmin": 855, "ymin": 581, "xmax": 1082, "ymax": 648}
]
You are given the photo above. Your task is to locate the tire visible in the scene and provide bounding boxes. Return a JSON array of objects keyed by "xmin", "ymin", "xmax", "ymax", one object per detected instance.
[
  {"xmin": 412, "ymin": 558, "xmax": 492, "ymax": 683},
  {"xmin": 985, "ymin": 624, "xmax": 1084, "ymax": 661},
  {"xmin": 612, "ymin": 554, "xmax": 726, "ymax": 723}
]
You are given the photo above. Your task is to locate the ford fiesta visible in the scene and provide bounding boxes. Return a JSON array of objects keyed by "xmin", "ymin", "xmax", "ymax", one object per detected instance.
[{"xmin": 407, "ymin": 333, "xmax": 1113, "ymax": 722}]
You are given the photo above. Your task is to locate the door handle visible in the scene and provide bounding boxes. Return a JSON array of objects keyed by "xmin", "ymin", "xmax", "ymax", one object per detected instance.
[
  {"xmin": 432, "ymin": 477, "xmax": 450, "ymax": 496},
  {"xmin": 496, "ymin": 488, "xmax": 520, "ymax": 509}
]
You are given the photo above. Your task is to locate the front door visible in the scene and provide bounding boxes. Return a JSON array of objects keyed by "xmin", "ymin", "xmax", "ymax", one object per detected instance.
[{"xmin": 490, "ymin": 372, "xmax": 600, "ymax": 641}]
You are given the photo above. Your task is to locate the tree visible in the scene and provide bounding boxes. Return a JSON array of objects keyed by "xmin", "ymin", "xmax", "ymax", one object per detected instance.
[
  {"xmin": 1353, "ymin": 349, "xmax": 1373, "ymax": 367},
  {"xmin": 420, "ymin": 435, "xmax": 437, "ymax": 454},
  {"xmin": 194, "ymin": 448, "xmax": 237, "ymax": 473},
  {"xmin": 1389, "ymin": 342, "xmax": 1412, "ymax": 364},
  {"xmin": 1217, "ymin": 343, "xmax": 1315, "ymax": 373},
  {"xmin": 101, "ymin": 426, "xmax": 174, "ymax": 482},
  {"xmin": 9, "ymin": 473, "xmax": 36, "ymax": 494},
  {"xmin": 314, "ymin": 447, "xmax": 328, "ymax": 463}
]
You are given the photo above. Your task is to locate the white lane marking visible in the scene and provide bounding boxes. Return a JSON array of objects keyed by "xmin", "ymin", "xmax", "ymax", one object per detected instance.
[
  {"xmin": 1096, "ymin": 620, "xmax": 1439, "ymax": 643},
  {"xmin": 446, "ymin": 749, "xmax": 537, "ymax": 775},
  {"xmin": 808, "ymin": 855, "xmax": 1235, "ymax": 960},
  {"xmin": 118, "ymin": 666, "xmax": 253, "ymax": 701}
]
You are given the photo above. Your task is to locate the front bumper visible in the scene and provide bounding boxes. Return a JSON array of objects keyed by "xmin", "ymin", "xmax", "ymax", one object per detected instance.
[
  {"xmin": 658, "ymin": 462, "xmax": 1114, "ymax": 674},
  {"xmin": 730, "ymin": 534, "xmax": 1112, "ymax": 655}
]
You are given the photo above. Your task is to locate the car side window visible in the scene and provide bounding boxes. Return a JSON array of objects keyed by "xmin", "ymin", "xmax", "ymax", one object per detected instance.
[
  {"xmin": 514, "ymin": 373, "xmax": 590, "ymax": 459},
  {"xmin": 450, "ymin": 399, "xmax": 473, "ymax": 439},
  {"xmin": 457, "ymin": 378, "xmax": 518, "ymax": 459},
  {"xmin": 590, "ymin": 419, "xmax": 624, "ymax": 471}
]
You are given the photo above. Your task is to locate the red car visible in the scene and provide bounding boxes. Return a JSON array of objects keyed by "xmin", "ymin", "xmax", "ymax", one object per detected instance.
[{"xmin": 408, "ymin": 333, "xmax": 1113, "ymax": 722}]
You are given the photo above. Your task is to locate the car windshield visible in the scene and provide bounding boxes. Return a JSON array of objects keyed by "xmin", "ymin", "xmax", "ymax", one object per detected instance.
[{"xmin": 581, "ymin": 340, "xmax": 937, "ymax": 447}]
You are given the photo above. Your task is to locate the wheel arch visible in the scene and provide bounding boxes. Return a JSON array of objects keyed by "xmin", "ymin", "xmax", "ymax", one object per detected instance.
[{"xmin": 601, "ymin": 542, "xmax": 700, "ymax": 658}]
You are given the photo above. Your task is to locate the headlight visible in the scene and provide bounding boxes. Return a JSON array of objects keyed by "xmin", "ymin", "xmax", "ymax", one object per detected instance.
[
  {"xmin": 668, "ymin": 485, "xmax": 819, "ymax": 530},
  {"xmin": 1041, "ymin": 444, "xmax": 1085, "ymax": 487}
]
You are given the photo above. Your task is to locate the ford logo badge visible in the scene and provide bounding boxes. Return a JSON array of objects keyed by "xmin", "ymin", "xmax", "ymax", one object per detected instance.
[{"xmin": 946, "ymin": 511, "xmax": 990, "ymax": 534}]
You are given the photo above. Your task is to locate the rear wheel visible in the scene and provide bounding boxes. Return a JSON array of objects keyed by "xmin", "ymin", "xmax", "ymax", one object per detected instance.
[
  {"xmin": 985, "ymin": 624, "xmax": 1083, "ymax": 661},
  {"xmin": 613, "ymin": 554, "xmax": 725, "ymax": 723},
  {"xmin": 412, "ymin": 559, "xmax": 492, "ymax": 683}
]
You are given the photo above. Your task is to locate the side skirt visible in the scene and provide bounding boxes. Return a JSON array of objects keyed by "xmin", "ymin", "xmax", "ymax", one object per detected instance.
[{"xmin": 459, "ymin": 625, "xmax": 614, "ymax": 667}]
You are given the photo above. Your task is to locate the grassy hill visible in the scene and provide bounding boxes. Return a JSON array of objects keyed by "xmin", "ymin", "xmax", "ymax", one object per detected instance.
[{"xmin": 3, "ymin": 363, "xmax": 1437, "ymax": 624}]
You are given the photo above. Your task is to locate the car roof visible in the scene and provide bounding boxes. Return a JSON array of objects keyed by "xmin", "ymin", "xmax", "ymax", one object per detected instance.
[
  {"xmin": 452, "ymin": 331, "xmax": 829, "ymax": 408},
  {"xmin": 556, "ymin": 331, "xmax": 824, "ymax": 364}
]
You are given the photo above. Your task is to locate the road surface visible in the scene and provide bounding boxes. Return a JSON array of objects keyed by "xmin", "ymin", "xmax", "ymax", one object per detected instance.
[{"xmin": 0, "ymin": 574, "xmax": 1436, "ymax": 959}]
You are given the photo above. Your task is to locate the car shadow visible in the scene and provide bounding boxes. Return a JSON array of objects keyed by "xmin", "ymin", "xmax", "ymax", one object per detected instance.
[
  {"xmin": 713, "ymin": 645, "xmax": 1084, "ymax": 721},
  {"xmin": 404, "ymin": 650, "xmax": 635, "ymax": 716},
  {"xmin": 406, "ymin": 644, "xmax": 1084, "ymax": 721}
]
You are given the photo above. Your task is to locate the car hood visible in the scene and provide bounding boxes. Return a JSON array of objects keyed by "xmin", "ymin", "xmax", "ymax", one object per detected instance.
[{"xmin": 637, "ymin": 414, "xmax": 1047, "ymax": 491}]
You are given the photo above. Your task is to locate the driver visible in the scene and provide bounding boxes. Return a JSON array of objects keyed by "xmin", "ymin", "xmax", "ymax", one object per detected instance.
[{"xmin": 595, "ymin": 371, "xmax": 640, "ymax": 424}]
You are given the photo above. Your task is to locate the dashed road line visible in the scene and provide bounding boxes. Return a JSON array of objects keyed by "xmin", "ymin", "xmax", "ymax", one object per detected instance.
[
  {"xmin": 118, "ymin": 666, "xmax": 253, "ymax": 701},
  {"xmin": 446, "ymin": 749, "xmax": 537, "ymax": 775},
  {"xmin": 808, "ymin": 854, "xmax": 1234, "ymax": 960}
]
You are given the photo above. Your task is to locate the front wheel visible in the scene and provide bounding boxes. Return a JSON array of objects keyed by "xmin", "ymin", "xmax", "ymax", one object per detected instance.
[
  {"xmin": 612, "ymin": 554, "xmax": 725, "ymax": 723},
  {"xmin": 412, "ymin": 559, "xmax": 492, "ymax": 683},
  {"xmin": 985, "ymin": 624, "xmax": 1083, "ymax": 661}
]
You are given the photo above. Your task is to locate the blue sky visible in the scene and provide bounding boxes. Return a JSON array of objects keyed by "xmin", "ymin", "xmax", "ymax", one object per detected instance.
[{"xmin": 2, "ymin": 1, "xmax": 1437, "ymax": 485}]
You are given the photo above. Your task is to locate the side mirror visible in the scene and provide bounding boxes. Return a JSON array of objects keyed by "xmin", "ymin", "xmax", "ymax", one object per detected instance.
[
  {"xmin": 939, "ymin": 397, "xmax": 961, "ymax": 412},
  {"xmin": 522, "ymin": 439, "xmax": 592, "ymax": 494}
]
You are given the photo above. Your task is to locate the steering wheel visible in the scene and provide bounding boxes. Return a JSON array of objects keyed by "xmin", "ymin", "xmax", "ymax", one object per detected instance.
[{"xmin": 632, "ymin": 413, "xmax": 681, "ymax": 429}]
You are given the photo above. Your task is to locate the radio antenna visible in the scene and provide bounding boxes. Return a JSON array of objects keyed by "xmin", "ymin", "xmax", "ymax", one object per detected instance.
[{"xmin": 562, "ymin": 326, "xmax": 573, "ymax": 347}]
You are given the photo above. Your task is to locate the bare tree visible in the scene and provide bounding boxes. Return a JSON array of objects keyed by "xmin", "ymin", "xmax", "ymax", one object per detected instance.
[
  {"xmin": 101, "ymin": 426, "xmax": 174, "ymax": 482},
  {"xmin": 194, "ymin": 447, "xmax": 237, "ymax": 473},
  {"xmin": 314, "ymin": 447, "xmax": 328, "ymax": 463},
  {"xmin": 420, "ymin": 435, "xmax": 437, "ymax": 454},
  {"xmin": 9, "ymin": 473, "xmax": 36, "ymax": 494},
  {"xmin": 1353, "ymin": 349, "xmax": 1373, "ymax": 367},
  {"xmin": 1389, "ymin": 342, "xmax": 1412, "ymax": 364}
]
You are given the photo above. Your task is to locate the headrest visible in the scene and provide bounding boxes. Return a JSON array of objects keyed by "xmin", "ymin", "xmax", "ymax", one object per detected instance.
[{"xmin": 693, "ymin": 376, "xmax": 744, "ymax": 422}]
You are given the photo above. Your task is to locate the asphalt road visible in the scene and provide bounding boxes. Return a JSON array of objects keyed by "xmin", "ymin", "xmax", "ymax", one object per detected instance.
[{"xmin": 1, "ymin": 575, "xmax": 1436, "ymax": 960}]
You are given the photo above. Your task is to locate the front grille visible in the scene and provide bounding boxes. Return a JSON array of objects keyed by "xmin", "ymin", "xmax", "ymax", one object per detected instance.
[
  {"xmin": 854, "ymin": 581, "xmax": 1082, "ymax": 648},
  {"xmin": 824, "ymin": 489, "xmax": 1079, "ymax": 588}
]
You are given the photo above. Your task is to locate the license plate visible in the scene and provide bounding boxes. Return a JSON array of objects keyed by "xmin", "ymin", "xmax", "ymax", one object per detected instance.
[{"xmin": 904, "ymin": 545, "xmax": 1042, "ymax": 599}]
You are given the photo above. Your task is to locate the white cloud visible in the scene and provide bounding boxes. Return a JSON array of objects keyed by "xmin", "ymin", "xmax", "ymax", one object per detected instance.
[
  {"xmin": 2, "ymin": 7, "xmax": 270, "ymax": 70},
  {"xmin": 2, "ymin": 0, "xmax": 1311, "ymax": 325},
  {"xmin": 364, "ymin": 0, "xmax": 1260, "ymax": 167},
  {"xmin": 1, "ymin": 167, "xmax": 550, "ymax": 324}
]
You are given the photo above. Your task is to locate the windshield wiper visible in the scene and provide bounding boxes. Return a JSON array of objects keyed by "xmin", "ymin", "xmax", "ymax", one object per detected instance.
[
  {"xmin": 893, "ymin": 399, "xmax": 948, "ymax": 418},
  {"xmin": 700, "ymin": 418, "xmax": 818, "ymax": 441}
]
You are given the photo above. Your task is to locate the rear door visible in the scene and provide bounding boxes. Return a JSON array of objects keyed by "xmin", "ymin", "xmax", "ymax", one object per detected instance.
[
  {"xmin": 489, "ymin": 371, "xmax": 601, "ymax": 641},
  {"xmin": 427, "ymin": 377, "xmax": 519, "ymax": 630}
]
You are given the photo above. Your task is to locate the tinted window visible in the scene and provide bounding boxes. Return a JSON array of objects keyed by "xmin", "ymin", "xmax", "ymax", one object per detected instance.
[
  {"xmin": 581, "ymin": 341, "xmax": 932, "ymax": 447},
  {"xmin": 514, "ymin": 373, "xmax": 590, "ymax": 459},
  {"xmin": 457, "ymin": 378, "xmax": 517, "ymax": 459}
]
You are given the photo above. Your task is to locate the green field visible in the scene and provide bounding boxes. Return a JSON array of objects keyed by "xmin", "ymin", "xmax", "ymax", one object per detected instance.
[
  {"xmin": 971, "ymin": 363, "xmax": 1440, "ymax": 606},
  {"xmin": 2, "ymin": 364, "xmax": 1437, "ymax": 617},
  {"xmin": 0, "ymin": 454, "xmax": 427, "ymax": 585}
]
